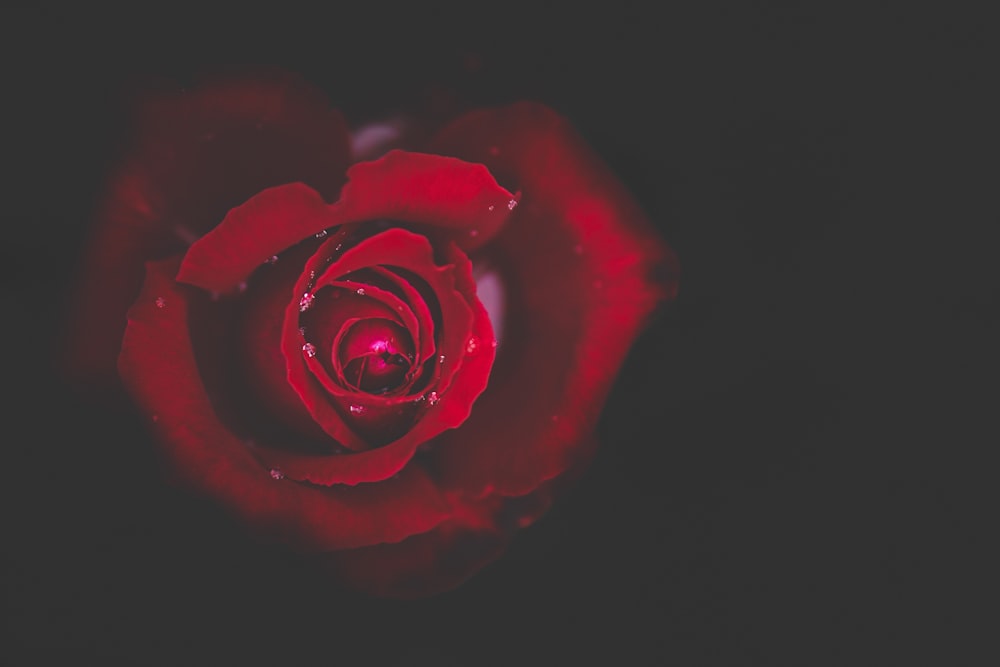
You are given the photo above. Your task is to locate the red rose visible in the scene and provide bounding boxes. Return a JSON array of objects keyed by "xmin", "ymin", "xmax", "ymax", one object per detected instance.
[{"xmin": 67, "ymin": 69, "xmax": 679, "ymax": 598}]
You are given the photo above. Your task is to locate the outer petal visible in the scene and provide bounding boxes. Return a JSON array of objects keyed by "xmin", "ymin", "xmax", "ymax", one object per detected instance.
[
  {"xmin": 118, "ymin": 257, "xmax": 452, "ymax": 551},
  {"xmin": 177, "ymin": 151, "xmax": 520, "ymax": 297},
  {"xmin": 65, "ymin": 69, "xmax": 351, "ymax": 388},
  {"xmin": 428, "ymin": 102, "xmax": 679, "ymax": 498},
  {"xmin": 323, "ymin": 468, "xmax": 576, "ymax": 599},
  {"xmin": 176, "ymin": 182, "xmax": 338, "ymax": 294}
]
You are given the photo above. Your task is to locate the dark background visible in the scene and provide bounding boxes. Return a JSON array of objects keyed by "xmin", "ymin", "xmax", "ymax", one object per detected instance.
[{"xmin": 5, "ymin": 5, "xmax": 996, "ymax": 664}]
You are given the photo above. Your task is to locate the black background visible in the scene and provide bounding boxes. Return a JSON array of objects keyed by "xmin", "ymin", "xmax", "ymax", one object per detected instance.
[{"xmin": 5, "ymin": 5, "xmax": 996, "ymax": 664}]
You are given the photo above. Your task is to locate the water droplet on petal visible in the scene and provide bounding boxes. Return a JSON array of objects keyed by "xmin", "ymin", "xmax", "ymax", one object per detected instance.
[
  {"xmin": 335, "ymin": 243, "xmax": 344, "ymax": 251},
  {"xmin": 315, "ymin": 229, "xmax": 328, "ymax": 239},
  {"xmin": 491, "ymin": 339, "xmax": 499, "ymax": 349},
  {"xmin": 302, "ymin": 342, "xmax": 317, "ymax": 358},
  {"xmin": 426, "ymin": 391, "xmax": 440, "ymax": 406},
  {"xmin": 355, "ymin": 287, "xmax": 366, "ymax": 296},
  {"xmin": 298, "ymin": 326, "xmax": 307, "ymax": 337},
  {"xmin": 269, "ymin": 468, "xmax": 284, "ymax": 480},
  {"xmin": 488, "ymin": 205, "xmax": 495, "ymax": 212},
  {"xmin": 265, "ymin": 255, "xmax": 279, "ymax": 265},
  {"xmin": 299, "ymin": 292, "xmax": 314, "ymax": 312},
  {"xmin": 349, "ymin": 404, "xmax": 365, "ymax": 415},
  {"xmin": 155, "ymin": 297, "xmax": 166, "ymax": 309},
  {"xmin": 438, "ymin": 354, "xmax": 446, "ymax": 364},
  {"xmin": 466, "ymin": 337, "xmax": 479, "ymax": 354},
  {"xmin": 508, "ymin": 198, "xmax": 518, "ymax": 211}
]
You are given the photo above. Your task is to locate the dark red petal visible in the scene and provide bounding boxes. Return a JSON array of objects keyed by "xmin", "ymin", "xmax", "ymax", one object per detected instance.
[
  {"xmin": 323, "ymin": 475, "xmax": 569, "ymax": 598},
  {"xmin": 118, "ymin": 257, "xmax": 453, "ymax": 550},
  {"xmin": 324, "ymin": 503, "xmax": 507, "ymax": 599},
  {"xmin": 66, "ymin": 69, "xmax": 351, "ymax": 388},
  {"xmin": 329, "ymin": 150, "xmax": 519, "ymax": 252},
  {"xmin": 177, "ymin": 182, "xmax": 338, "ymax": 294},
  {"xmin": 428, "ymin": 102, "xmax": 679, "ymax": 498},
  {"xmin": 235, "ymin": 241, "xmax": 339, "ymax": 445}
]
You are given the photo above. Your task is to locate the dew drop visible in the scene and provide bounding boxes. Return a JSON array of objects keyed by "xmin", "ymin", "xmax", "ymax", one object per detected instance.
[
  {"xmin": 299, "ymin": 292, "xmax": 315, "ymax": 312},
  {"xmin": 438, "ymin": 354, "xmax": 446, "ymax": 364},
  {"xmin": 488, "ymin": 205, "xmax": 495, "ymax": 212},
  {"xmin": 265, "ymin": 255, "xmax": 279, "ymax": 265},
  {"xmin": 349, "ymin": 404, "xmax": 365, "ymax": 415},
  {"xmin": 298, "ymin": 326, "xmax": 307, "ymax": 337},
  {"xmin": 355, "ymin": 287, "xmax": 366, "ymax": 296},
  {"xmin": 269, "ymin": 468, "xmax": 284, "ymax": 480},
  {"xmin": 315, "ymin": 229, "xmax": 328, "ymax": 239},
  {"xmin": 508, "ymin": 198, "xmax": 518, "ymax": 211},
  {"xmin": 426, "ymin": 391, "xmax": 440, "ymax": 406},
  {"xmin": 491, "ymin": 339, "xmax": 499, "ymax": 349},
  {"xmin": 155, "ymin": 297, "xmax": 166, "ymax": 309},
  {"xmin": 335, "ymin": 243, "xmax": 344, "ymax": 251},
  {"xmin": 302, "ymin": 342, "xmax": 317, "ymax": 358},
  {"xmin": 466, "ymin": 337, "xmax": 479, "ymax": 354}
]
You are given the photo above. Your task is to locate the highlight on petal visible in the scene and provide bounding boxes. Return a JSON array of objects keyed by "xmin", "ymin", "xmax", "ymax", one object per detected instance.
[
  {"xmin": 118, "ymin": 257, "xmax": 452, "ymax": 551},
  {"xmin": 428, "ymin": 102, "xmax": 679, "ymax": 498}
]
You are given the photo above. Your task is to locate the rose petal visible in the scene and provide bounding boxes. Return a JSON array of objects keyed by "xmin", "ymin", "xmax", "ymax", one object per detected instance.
[
  {"xmin": 118, "ymin": 256, "xmax": 452, "ymax": 550},
  {"xmin": 324, "ymin": 501, "xmax": 507, "ymax": 599},
  {"xmin": 66, "ymin": 69, "xmax": 351, "ymax": 388},
  {"xmin": 428, "ymin": 102, "xmax": 679, "ymax": 498},
  {"xmin": 333, "ymin": 150, "xmax": 519, "ymax": 252},
  {"xmin": 177, "ymin": 182, "xmax": 340, "ymax": 294},
  {"xmin": 324, "ymin": 476, "xmax": 568, "ymax": 598}
]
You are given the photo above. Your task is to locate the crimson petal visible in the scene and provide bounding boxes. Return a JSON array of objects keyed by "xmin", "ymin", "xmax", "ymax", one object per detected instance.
[
  {"xmin": 118, "ymin": 257, "xmax": 452, "ymax": 550},
  {"xmin": 428, "ymin": 102, "xmax": 679, "ymax": 498},
  {"xmin": 177, "ymin": 182, "xmax": 338, "ymax": 294}
]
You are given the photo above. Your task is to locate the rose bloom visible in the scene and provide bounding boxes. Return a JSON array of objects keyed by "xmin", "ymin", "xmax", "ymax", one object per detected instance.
[{"xmin": 66, "ymin": 69, "xmax": 678, "ymax": 598}]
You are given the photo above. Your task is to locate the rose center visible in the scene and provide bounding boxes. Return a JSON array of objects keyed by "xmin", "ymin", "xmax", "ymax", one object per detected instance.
[{"xmin": 337, "ymin": 318, "xmax": 414, "ymax": 394}]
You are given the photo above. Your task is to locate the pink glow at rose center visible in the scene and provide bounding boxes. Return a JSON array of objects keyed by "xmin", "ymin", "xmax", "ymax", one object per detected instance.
[{"xmin": 338, "ymin": 318, "xmax": 415, "ymax": 393}]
